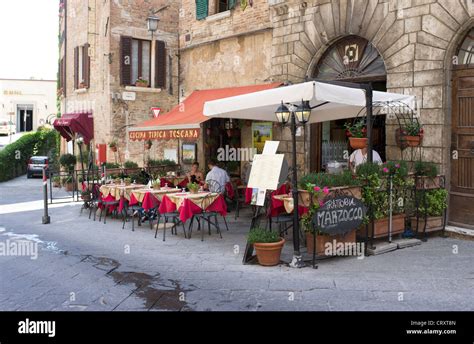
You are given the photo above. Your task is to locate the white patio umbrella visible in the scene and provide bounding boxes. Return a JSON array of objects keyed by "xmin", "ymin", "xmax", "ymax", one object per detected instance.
[{"xmin": 203, "ymin": 81, "xmax": 416, "ymax": 122}]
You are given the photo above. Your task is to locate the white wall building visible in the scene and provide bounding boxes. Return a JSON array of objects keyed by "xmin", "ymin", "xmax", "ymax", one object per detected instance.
[{"xmin": 0, "ymin": 78, "xmax": 57, "ymax": 132}]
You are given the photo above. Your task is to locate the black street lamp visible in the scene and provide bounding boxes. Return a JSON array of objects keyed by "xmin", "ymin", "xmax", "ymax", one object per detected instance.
[{"xmin": 275, "ymin": 100, "xmax": 311, "ymax": 268}]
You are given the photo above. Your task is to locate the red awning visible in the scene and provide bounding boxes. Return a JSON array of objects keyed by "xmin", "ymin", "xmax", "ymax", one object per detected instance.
[
  {"xmin": 129, "ymin": 82, "xmax": 282, "ymax": 141},
  {"xmin": 54, "ymin": 112, "xmax": 94, "ymax": 145}
]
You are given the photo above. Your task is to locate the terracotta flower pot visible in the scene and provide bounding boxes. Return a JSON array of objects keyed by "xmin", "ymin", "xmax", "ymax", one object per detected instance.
[
  {"xmin": 306, "ymin": 230, "xmax": 356, "ymax": 256},
  {"xmin": 65, "ymin": 182, "xmax": 74, "ymax": 192},
  {"xmin": 253, "ymin": 238, "xmax": 285, "ymax": 266},
  {"xmin": 349, "ymin": 137, "xmax": 368, "ymax": 149},
  {"xmin": 404, "ymin": 135, "xmax": 421, "ymax": 147}
]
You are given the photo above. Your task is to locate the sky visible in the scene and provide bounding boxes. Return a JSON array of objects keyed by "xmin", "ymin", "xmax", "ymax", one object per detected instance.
[{"xmin": 0, "ymin": 0, "xmax": 59, "ymax": 80}]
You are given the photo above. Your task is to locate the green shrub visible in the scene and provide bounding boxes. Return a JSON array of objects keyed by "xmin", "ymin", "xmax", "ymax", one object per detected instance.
[
  {"xmin": 356, "ymin": 162, "xmax": 381, "ymax": 179},
  {"xmin": 299, "ymin": 170, "xmax": 359, "ymax": 189},
  {"xmin": 417, "ymin": 189, "xmax": 448, "ymax": 217},
  {"xmin": 105, "ymin": 162, "xmax": 120, "ymax": 169},
  {"xmin": 59, "ymin": 154, "xmax": 77, "ymax": 172},
  {"xmin": 247, "ymin": 228, "xmax": 281, "ymax": 244},
  {"xmin": 123, "ymin": 161, "xmax": 139, "ymax": 169},
  {"xmin": 0, "ymin": 127, "xmax": 58, "ymax": 182},
  {"xmin": 148, "ymin": 159, "xmax": 176, "ymax": 167},
  {"xmin": 414, "ymin": 161, "xmax": 438, "ymax": 177}
]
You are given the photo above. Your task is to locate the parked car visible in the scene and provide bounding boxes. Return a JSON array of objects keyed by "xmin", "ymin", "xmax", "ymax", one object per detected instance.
[
  {"xmin": 27, "ymin": 156, "xmax": 49, "ymax": 178},
  {"xmin": 0, "ymin": 118, "xmax": 15, "ymax": 136}
]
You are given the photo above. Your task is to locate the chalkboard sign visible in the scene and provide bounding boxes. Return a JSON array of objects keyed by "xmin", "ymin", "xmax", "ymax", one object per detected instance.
[{"xmin": 313, "ymin": 196, "xmax": 366, "ymax": 235}]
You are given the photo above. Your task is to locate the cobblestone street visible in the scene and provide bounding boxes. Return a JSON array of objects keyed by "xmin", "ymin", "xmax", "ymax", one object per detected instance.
[{"xmin": 0, "ymin": 177, "xmax": 473, "ymax": 311}]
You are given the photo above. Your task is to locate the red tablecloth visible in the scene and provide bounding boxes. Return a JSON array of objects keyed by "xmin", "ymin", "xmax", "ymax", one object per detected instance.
[
  {"xmin": 225, "ymin": 182, "xmax": 235, "ymax": 199},
  {"xmin": 159, "ymin": 194, "xmax": 227, "ymax": 223},
  {"xmin": 128, "ymin": 192, "xmax": 160, "ymax": 211}
]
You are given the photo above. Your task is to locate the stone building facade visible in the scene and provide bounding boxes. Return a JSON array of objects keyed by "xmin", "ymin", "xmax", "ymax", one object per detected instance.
[
  {"xmin": 178, "ymin": 0, "xmax": 474, "ymax": 226},
  {"xmin": 59, "ymin": 0, "xmax": 180, "ymax": 164}
]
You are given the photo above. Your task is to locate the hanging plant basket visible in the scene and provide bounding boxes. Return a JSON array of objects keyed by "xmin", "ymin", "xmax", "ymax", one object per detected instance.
[
  {"xmin": 349, "ymin": 137, "xmax": 368, "ymax": 150},
  {"xmin": 403, "ymin": 135, "xmax": 422, "ymax": 147}
]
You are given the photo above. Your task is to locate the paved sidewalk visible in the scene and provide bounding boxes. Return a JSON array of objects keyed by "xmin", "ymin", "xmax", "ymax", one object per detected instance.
[{"xmin": 0, "ymin": 176, "xmax": 473, "ymax": 311}]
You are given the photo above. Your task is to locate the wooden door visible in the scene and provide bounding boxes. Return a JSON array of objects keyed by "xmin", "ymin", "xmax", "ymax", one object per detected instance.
[{"xmin": 450, "ymin": 67, "xmax": 474, "ymax": 228}]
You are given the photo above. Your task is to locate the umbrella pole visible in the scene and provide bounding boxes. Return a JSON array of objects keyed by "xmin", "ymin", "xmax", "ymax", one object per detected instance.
[{"xmin": 289, "ymin": 112, "xmax": 304, "ymax": 268}]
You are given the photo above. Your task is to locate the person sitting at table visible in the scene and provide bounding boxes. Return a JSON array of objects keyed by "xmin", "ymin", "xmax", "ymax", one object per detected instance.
[
  {"xmin": 349, "ymin": 144, "xmax": 383, "ymax": 171},
  {"xmin": 186, "ymin": 162, "xmax": 204, "ymax": 184},
  {"xmin": 205, "ymin": 159, "xmax": 230, "ymax": 192}
]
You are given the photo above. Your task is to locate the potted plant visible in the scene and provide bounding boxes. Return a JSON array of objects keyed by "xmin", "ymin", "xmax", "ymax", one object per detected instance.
[
  {"xmin": 187, "ymin": 182, "xmax": 200, "ymax": 194},
  {"xmin": 63, "ymin": 176, "xmax": 74, "ymax": 192},
  {"xmin": 52, "ymin": 176, "xmax": 61, "ymax": 188},
  {"xmin": 247, "ymin": 228, "xmax": 285, "ymax": 266},
  {"xmin": 344, "ymin": 120, "xmax": 367, "ymax": 149},
  {"xmin": 123, "ymin": 160, "xmax": 139, "ymax": 169},
  {"xmin": 411, "ymin": 189, "xmax": 447, "ymax": 233},
  {"xmin": 144, "ymin": 140, "xmax": 152, "ymax": 150},
  {"xmin": 81, "ymin": 190, "xmax": 92, "ymax": 201},
  {"xmin": 109, "ymin": 140, "xmax": 118, "ymax": 153},
  {"xmin": 135, "ymin": 77, "xmax": 149, "ymax": 88},
  {"xmin": 401, "ymin": 121, "xmax": 423, "ymax": 147},
  {"xmin": 59, "ymin": 153, "xmax": 77, "ymax": 173},
  {"xmin": 152, "ymin": 178, "xmax": 161, "ymax": 190},
  {"xmin": 299, "ymin": 170, "xmax": 361, "ymax": 207},
  {"xmin": 414, "ymin": 161, "xmax": 440, "ymax": 189},
  {"xmin": 356, "ymin": 162, "xmax": 408, "ymax": 238}
]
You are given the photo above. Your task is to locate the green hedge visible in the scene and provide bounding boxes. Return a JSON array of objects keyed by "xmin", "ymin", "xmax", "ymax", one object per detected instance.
[{"xmin": 0, "ymin": 127, "xmax": 59, "ymax": 182}]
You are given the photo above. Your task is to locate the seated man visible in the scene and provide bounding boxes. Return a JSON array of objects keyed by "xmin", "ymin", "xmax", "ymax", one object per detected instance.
[{"xmin": 205, "ymin": 159, "xmax": 230, "ymax": 193}]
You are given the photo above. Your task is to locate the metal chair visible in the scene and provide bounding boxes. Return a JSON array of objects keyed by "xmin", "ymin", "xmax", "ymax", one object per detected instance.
[
  {"xmin": 188, "ymin": 192, "xmax": 224, "ymax": 241},
  {"xmin": 121, "ymin": 201, "xmax": 144, "ymax": 231},
  {"xmin": 266, "ymin": 192, "xmax": 294, "ymax": 237},
  {"xmin": 98, "ymin": 195, "xmax": 120, "ymax": 224},
  {"xmin": 206, "ymin": 179, "xmax": 230, "ymax": 231},
  {"xmin": 154, "ymin": 208, "xmax": 187, "ymax": 242}
]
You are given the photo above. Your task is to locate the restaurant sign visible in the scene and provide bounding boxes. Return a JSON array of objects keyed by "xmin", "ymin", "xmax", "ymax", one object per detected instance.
[
  {"xmin": 313, "ymin": 196, "xmax": 366, "ymax": 235},
  {"xmin": 129, "ymin": 129, "xmax": 200, "ymax": 141}
]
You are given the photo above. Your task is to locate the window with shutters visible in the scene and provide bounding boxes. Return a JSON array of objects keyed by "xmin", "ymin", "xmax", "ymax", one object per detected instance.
[
  {"xmin": 74, "ymin": 44, "xmax": 90, "ymax": 90},
  {"xmin": 120, "ymin": 36, "xmax": 167, "ymax": 89},
  {"xmin": 196, "ymin": 0, "xmax": 209, "ymax": 20},
  {"xmin": 215, "ymin": 0, "xmax": 235, "ymax": 13}
]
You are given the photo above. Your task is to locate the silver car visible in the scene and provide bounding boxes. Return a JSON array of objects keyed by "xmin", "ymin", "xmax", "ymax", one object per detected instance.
[{"xmin": 27, "ymin": 156, "xmax": 49, "ymax": 178}]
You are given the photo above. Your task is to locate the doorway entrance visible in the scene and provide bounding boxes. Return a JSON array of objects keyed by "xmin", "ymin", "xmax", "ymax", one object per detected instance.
[
  {"xmin": 17, "ymin": 105, "xmax": 34, "ymax": 132},
  {"xmin": 449, "ymin": 28, "xmax": 474, "ymax": 228},
  {"xmin": 310, "ymin": 36, "xmax": 387, "ymax": 172},
  {"xmin": 450, "ymin": 67, "xmax": 474, "ymax": 228}
]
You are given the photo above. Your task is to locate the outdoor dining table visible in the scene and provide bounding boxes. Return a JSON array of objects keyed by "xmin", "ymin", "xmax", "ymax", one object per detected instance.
[
  {"xmin": 99, "ymin": 183, "xmax": 146, "ymax": 212},
  {"xmin": 128, "ymin": 187, "xmax": 182, "ymax": 211},
  {"xmin": 272, "ymin": 193, "xmax": 310, "ymax": 215},
  {"xmin": 160, "ymin": 176, "xmax": 189, "ymax": 188},
  {"xmin": 159, "ymin": 191, "xmax": 227, "ymax": 223}
]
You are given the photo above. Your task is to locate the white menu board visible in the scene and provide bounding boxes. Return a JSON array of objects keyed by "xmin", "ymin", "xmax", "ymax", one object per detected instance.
[{"xmin": 247, "ymin": 154, "xmax": 285, "ymax": 191}]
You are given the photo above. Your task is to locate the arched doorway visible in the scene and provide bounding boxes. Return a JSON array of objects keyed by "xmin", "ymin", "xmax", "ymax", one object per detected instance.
[
  {"xmin": 310, "ymin": 35, "xmax": 387, "ymax": 172},
  {"xmin": 449, "ymin": 28, "xmax": 474, "ymax": 229}
]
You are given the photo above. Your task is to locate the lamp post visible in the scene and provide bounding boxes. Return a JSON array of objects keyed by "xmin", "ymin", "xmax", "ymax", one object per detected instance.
[
  {"xmin": 275, "ymin": 100, "xmax": 312, "ymax": 268},
  {"xmin": 146, "ymin": 15, "xmax": 160, "ymax": 40}
]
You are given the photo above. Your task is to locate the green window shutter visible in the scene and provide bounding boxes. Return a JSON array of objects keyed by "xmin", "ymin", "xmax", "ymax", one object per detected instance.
[
  {"xmin": 196, "ymin": 0, "xmax": 208, "ymax": 20},
  {"xmin": 228, "ymin": 0, "xmax": 236, "ymax": 10}
]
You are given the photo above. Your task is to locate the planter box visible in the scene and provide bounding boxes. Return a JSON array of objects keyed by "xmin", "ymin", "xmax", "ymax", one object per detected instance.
[
  {"xmin": 358, "ymin": 214, "xmax": 406, "ymax": 239},
  {"xmin": 306, "ymin": 230, "xmax": 357, "ymax": 256},
  {"xmin": 299, "ymin": 186, "xmax": 362, "ymax": 208},
  {"xmin": 410, "ymin": 216, "xmax": 443, "ymax": 233},
  {"xmin": 415, "ymin": 176, "xmax": 442, "ymax": 190}
]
